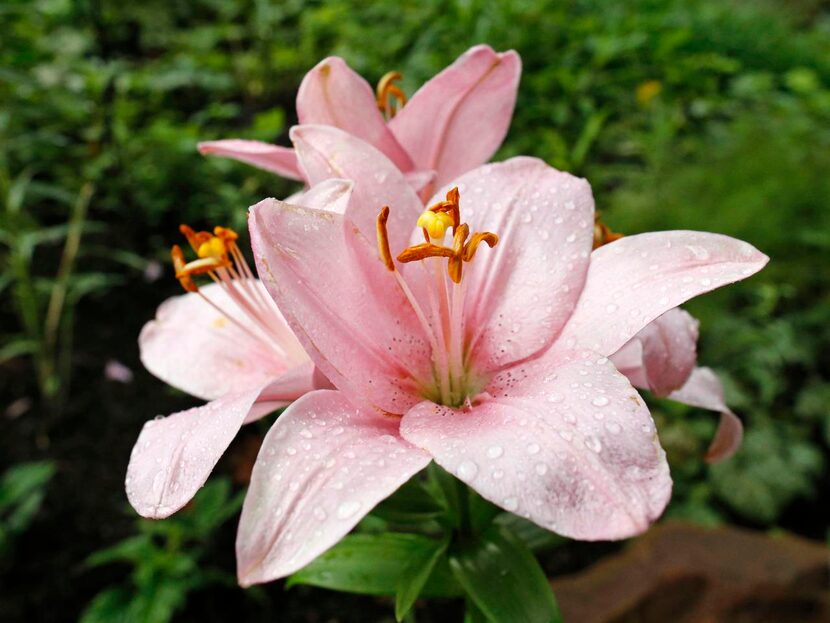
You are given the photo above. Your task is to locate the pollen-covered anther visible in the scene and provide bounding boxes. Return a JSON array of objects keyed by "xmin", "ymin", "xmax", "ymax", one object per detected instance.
[
  {"xmin": 376, "ymin": 206, "xmax": 396, "ymax": 272},
  {"xmin": 376, "ymin": 71, "xmax": 407, "ymax": 120}
]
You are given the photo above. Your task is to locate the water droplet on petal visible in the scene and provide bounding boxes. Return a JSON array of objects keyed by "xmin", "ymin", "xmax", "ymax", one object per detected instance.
[
  {"xmin": 336, "ymin": 501, "xmax": 361, "ymax": 519},
  {"xmin": 592, "ymin": 396, "xmax": 609, "ymax": 407},
  {"xmin": 457, "ymin": 460, "xmax": 479, "ymax": 480},
  {"xmin": 502, "ymin": 497, "xmax": 519, "ymax": 511},
  {"xmin": 584, "ymin": 436, "xmax": 602, "ymax": 453},
  {"xmin": 487, "ymin": 446, "xmax": 504, "ymax": 459},
  {"xmin": 526, "ymin": 443, "xmax": 541, "ymax": 455}
]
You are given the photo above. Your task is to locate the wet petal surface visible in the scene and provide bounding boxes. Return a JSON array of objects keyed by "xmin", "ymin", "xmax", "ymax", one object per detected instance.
[
  {"xmin": 236, "ymin": 390, "xmax": 430, "ymax": 585},
  {"xmin": 402, "ymin": 354, "xmax": 671, "ymax": 540}
]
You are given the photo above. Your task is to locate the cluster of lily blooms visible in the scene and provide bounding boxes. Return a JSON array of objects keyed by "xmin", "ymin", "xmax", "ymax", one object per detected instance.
[{"xmin": 125, "ymin": 46, "xmax": 768, "ymax": 586}]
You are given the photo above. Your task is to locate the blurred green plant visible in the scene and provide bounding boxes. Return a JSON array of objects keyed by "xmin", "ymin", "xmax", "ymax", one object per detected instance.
[
  {"xmin": 80, "ymin": 478, "xmax": 243, "ymax": 623},
  {"xmin": 0, "ymin": 174, "xmax": 105, "ymax": 404},
  {"xmin": 0, "ymin": 461, "xmax": 56, "ymax": 559}
]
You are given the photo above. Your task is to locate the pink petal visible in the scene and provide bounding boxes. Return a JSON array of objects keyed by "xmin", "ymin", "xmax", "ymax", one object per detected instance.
[
  {"xmin": 431, "ymin": 158, "xmax": 594, "ymax": 372},
  {"xmin": 290, "ymin": 125, "xmax": 423, "ymax": 251},
  {"xmin": 669, "ymin": 367, "xmax": 743, "ymax": 462},
  {"xmin": 236, "ymin": 390, "xmax": 430, "ymax": 586},
  {"xmin": 611, "ymin": 308, "xmax": 699, "ymax": 397},
  {"xmin": 126, "ymin": 384, "xmax": 268, "ymax": 518},
  {"xmin": 404, "ymin": 169, "xmax": 437, "ymax": 201},
  {"xmin": 139, "ymin": 282, "xmax": 308, "ymax": 401},
  {"xmin": 249, "ymin": 199, "xmax": 431, "ymax": 414},
  {"xmin": 296, "ymin": 57, "xmax": 413, "ymax": 172},
  {"xmin": 401, "ymin": 353, "xmax": 671, "ymax": 540},
  {"xmin": 197, "ymin": 139, "xmax": 303, "ymax": 180},
  {"xmin": 551, "ymin": 232, "xmax": 769, "ymax": 359},
  {"xmin": 290, "ymin": 178, "xmax": 353, "ymax": 214},
  {"xmin": 389, "ymin": 45, "xmax": 521, "ymax": 187}
]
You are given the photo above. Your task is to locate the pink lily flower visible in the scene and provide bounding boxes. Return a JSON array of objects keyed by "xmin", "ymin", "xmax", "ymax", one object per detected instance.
[
  {"xmin": 197, "ymin": 45, "xmax": 520, "ymax": 194},
  {"xmin": 236, "ymin": 132, "xmax": 768, "ymax": 585},
  {"xmin": 125, "ymin": 181, "xmax": 353, "ymax": 519},
  {"xmin": 611, "ymin": 308, "xmax": 744, "ymax": 462}
]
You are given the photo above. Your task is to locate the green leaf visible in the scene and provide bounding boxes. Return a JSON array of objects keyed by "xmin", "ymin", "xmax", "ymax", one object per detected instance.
[
  {"xmin": 449, "ymin": 526, "xmax": 562, "ymax": 623},
  {"xmin": 371, "ymin": 475, "xmax": 447, "ymax": 526},
  {"xmin": 79, "ymin": 586, "xmax": 133, "ymax": 623},
  {"xmin": 0, "ymin": 461, "xmax": 56, "ymax": 509},
  {"xmin": 288, "ymin": 533, "xmax": 460, "ymax": 598},
  {"xmin": 464, "ymin": 599, "xmax": 490, "ymax": 623},
  {"xmin": 395, "ymin": 536, "xmax": 449, "ymax": 621},
  {"xmin": 86, "ymin": 535, "xmax": 152, "ymax": 568},
  {"xmin": 493, "ymin": 513, "xmax": 567, "ymax": 552}
]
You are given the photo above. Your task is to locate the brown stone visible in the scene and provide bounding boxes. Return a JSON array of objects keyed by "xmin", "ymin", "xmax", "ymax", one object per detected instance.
[{"xmin": 550, "ymin": 521, "xmax": 829, "ymax": 623}]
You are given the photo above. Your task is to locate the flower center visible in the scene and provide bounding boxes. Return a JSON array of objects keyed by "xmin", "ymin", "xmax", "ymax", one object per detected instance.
[
  {"xmin": 376, "ymin": 71, "xmax": 407, "ymax": 120},
  {"xmin": 376, "ymin": 189, "xmax": 499, "ymax": 407},
  {"xmin": 171, "ymin": 225, "xmax": 301, "ymax": 361}
]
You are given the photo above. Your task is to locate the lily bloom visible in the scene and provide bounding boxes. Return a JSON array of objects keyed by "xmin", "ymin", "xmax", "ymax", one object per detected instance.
[
  {"xmin": 198, "ymin": 44, "xmax": 520, "ymax": 194},
  {"xmin": 238, "ymin": 149, "xmax": 767, "ymax": 585},
  {"xmin": 610, "ymin": 308, "xmax": 743, "ymax": 462},
  {"xmin": 125, "ymin": 181, "xmax": 353, "ymax": 519}
]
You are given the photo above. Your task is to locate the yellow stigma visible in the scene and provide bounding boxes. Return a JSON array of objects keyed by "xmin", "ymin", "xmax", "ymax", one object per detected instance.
[
  {"xmin": 197, "ymin": 236, "xmax": 227, "ymax": 259},
  {"xmin": 417, "ymin": 210, "xmax": 454, "ymax": 240}
]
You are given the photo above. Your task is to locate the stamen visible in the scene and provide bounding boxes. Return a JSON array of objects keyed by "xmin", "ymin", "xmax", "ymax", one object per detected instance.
[
  {"xmin": 463, "ymin": 232, "xmax": 499, "ymax": 262},
  {"xmin": 376, "ymin": 71, "xmax": 407, "ymax": 120},
  {"xmin": 376, "ymin": 190, "xmax": 499, "ymax": 407},
  {"xmin": 376, "ymin": 206, "xmax": 396, "ymax": 271},
  {"xmin": 593, "ymin": 213, "xmax": 623, "ymax": 249},
  {"xmin": 167, "ymin": 224, "xmax": 302, "ymax": 360}
]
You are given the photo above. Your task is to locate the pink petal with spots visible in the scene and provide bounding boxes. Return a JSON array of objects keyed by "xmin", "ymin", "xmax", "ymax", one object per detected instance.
[
  {"xmin": 297, "ymin": 57, "xmax": 413, "ymax": 172},
  {"xmin": 389, "ymin": 45, "xmax": 520, "ymax": 187},
  {"xmin": 550, "ymin": 231, "xmax": 768, "ymax": 359},
  {"xmin": 401, "ymin": 354, "xmax": 671, "ymax": 540},
  {"xmin": 426, "ymin": 158, "xmax": 594, "ymax": 372},
  {"xmin": 249, "ymin": 199, "xmax": 432, "ymax": 414},
  {"xmin": 236, "ymin": 390, "xmax": 431, "ymax": 586},
  {"xmin": 197, "ymin": 140, "xmax": 303, "ymax": 180}
]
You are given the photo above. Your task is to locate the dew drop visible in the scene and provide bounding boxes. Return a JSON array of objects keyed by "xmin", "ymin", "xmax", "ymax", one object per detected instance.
[
  {"xmin": 584, "ymin": 436, "xmax": 602, "ymax": 453},
  {"xmin": 457, "ymin": 460, "xmax": 479, "ymax": 480},
  {"xmin": 592, "ymin": 396, "xmax": 609, "ymax": 407},
  {"xmin": 503, "ymin": 497, "xmax": 519, "ymax": 511},
  {"xmin": 526, "ymin": 443, "xmax": 541, "ymax": 455},
  {"xmin": 336, "ymin": 501, "xmax": 361, "ymax": 519},
  {"xmin": 487, "ymin": 446, "xmax": 504, "ymax": 459}
]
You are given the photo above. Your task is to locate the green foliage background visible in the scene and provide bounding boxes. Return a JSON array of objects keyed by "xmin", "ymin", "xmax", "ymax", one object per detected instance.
[{"xmin": 1, "ymin": 0, "xmax": 828, "ymax": 621}]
